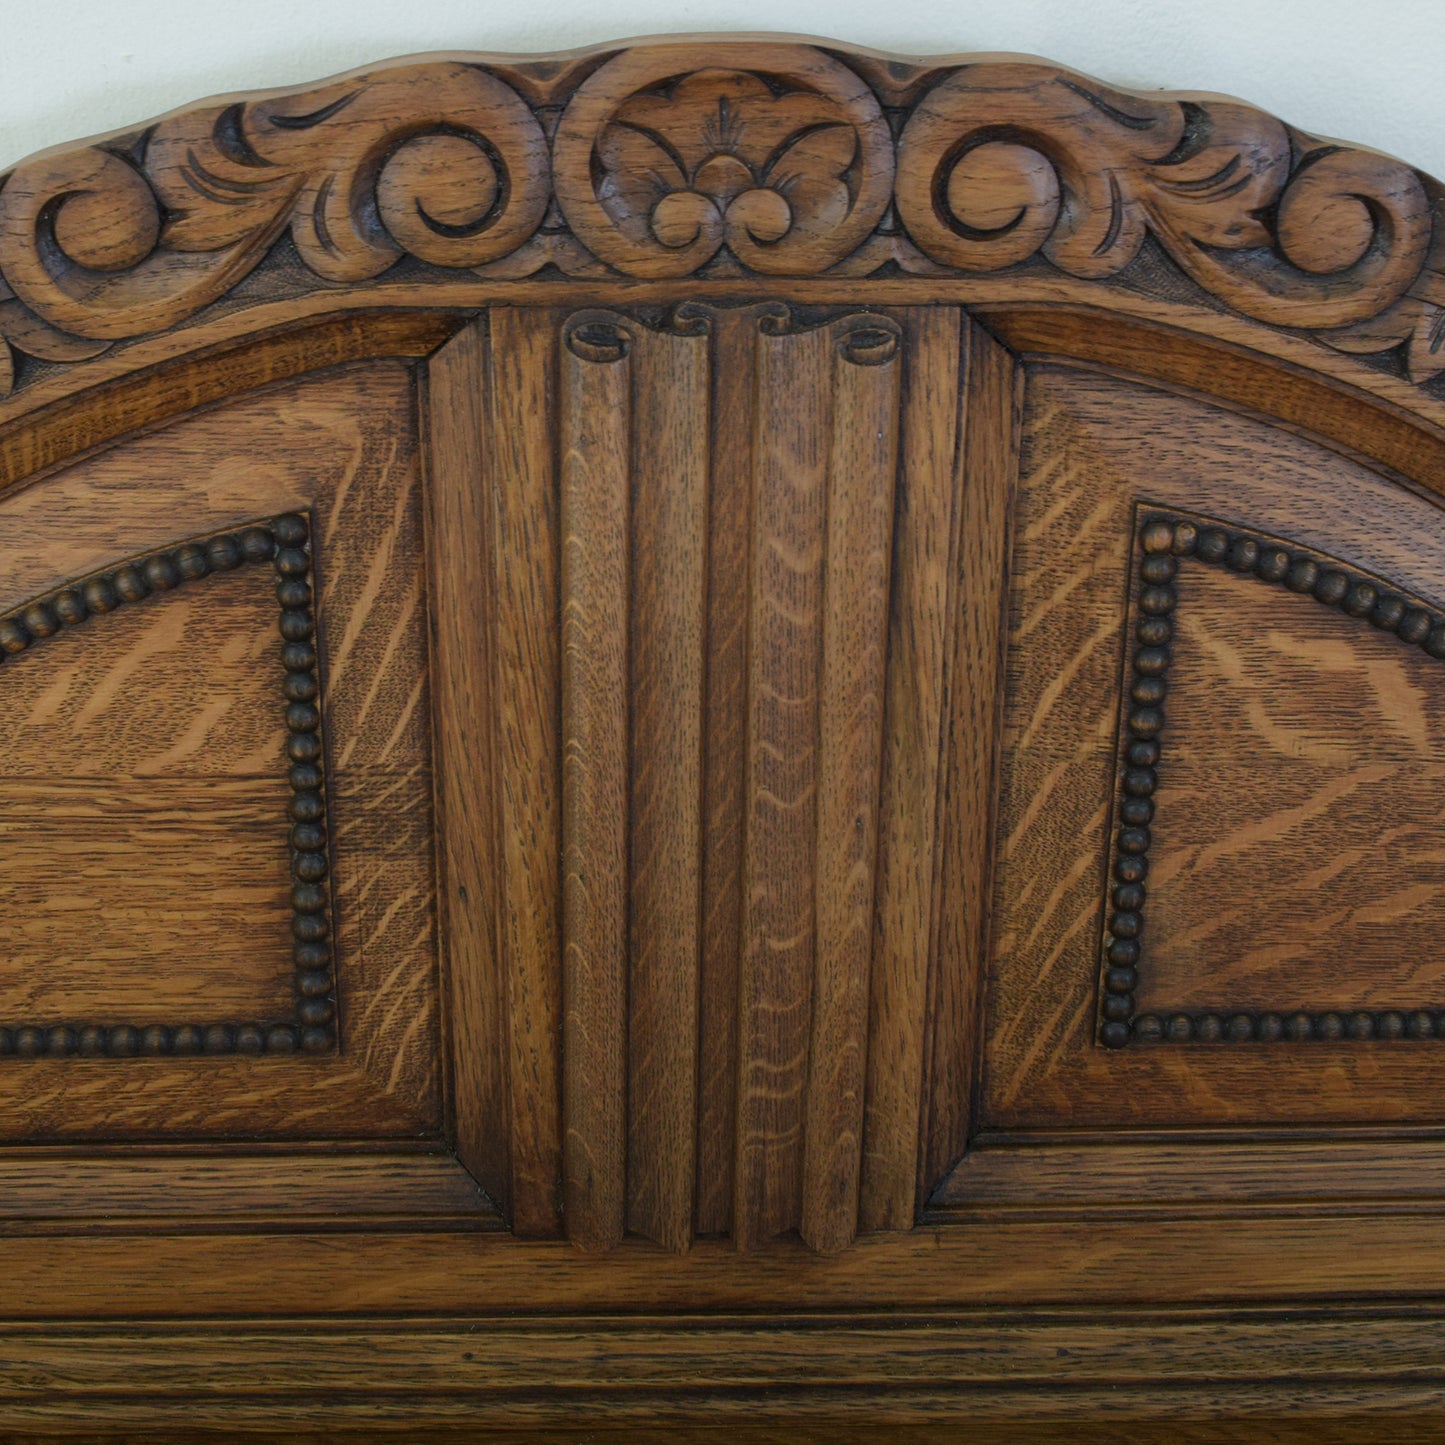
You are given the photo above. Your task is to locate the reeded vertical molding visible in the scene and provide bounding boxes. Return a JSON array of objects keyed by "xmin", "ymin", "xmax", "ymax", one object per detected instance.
[
  {"xmin": 801, "ymin": 318, "xmax": 903, "ymax": 1253},
  {"xmin": 560, "ymin": 312, "xmax": 633, "ymax": 1251},
  {"xmin": 486, "ymin": 308, "xmax": 566, "ymax": 1237},
  {"xmin": 440, "ymin": 302, "xmax": 976, "ymax": 1251},
  {"xmin": 733, "ymin": 315, "xmax": 833, "ymax": 1250},
  {"xmin": 693, "ymin": 308, "xmax": 761, "ymax": 1239},
  {"xmin": 626, "ymin": 316, "xmax": 709, "ymax": 1253}
]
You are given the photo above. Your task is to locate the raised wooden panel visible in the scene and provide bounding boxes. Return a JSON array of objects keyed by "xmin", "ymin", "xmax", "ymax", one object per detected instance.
[
  {"xmin": 6, "ymin": 34, "xmax": 1445, "ymax": 1430},
  {"xmin": 1109, "ymin": 509, "xmax": 1445, "ymax": 1040},
  {"xmin": 438, "ymin": 305, "xmax": 967, "ymax": 1251},
  {"xmin": 0, "ymin": 535, "xmax": 303, "ymax": 1035},
  {"xmin": 0, "ymin": 363, "xmax": 442, "ymax": 1140},
  {"xmin": 980, "ymin": 361, "xmax": 1445, "ymax": 1135}
]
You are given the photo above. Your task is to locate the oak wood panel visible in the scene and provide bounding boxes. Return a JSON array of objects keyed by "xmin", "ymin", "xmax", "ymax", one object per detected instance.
[
  {"xmin": 801, "ymin": 323, "xmax": 900, "ymax": 1253},
  {"xmin": 483, "ymin": 307, "xmax": 565, "ymax": 1237},
  {"xmin": 984, "ymin": 362, "xmax": 1445, "ymax": 1131},
  {"xmin": 14, "ymin": 32, "xmax": 1445, "ymax": 1431},
  {"xmin": 626, "ymin": 319, "xmax": 708, "ymax": 1254},
  {"xmin": 0, "ymin": 570, "xmax": 282, "ymax": 774},
  {"xmin": 858, "ymin": 308, "xmax": 963, "ymax": 1232},
  {"xmin": 0, "ymin": 361, "xmax": 441, "ymax": 1138},
  {"xmin": 982, "ymin": 306, "xmax": 1445, "ymax": 504},
  {"xmin": 559, "ymin": 318, "xmax": 632, "ymax": 1251},
  {"xmin": 21, "ymin": 1217, "xmax": 1445, "ymax": 1316},
  {"xmin": 1144, "ymin": 557, "xmax": 1445, "ymax": 1013},
  {"xmin": 12, "ymin": 1315, "xmax": 1445, "ymax": 1436},
  {"xmin": 0, "ymin": 1151, "xmax": 496, "ymax": 1221},
  {"xmin": 934, "ymin": 1136, "xmax": 1445, "ymax": 1209},
  {"xmin": 918, "ymin": 319, "xmax": 1018, "ymax": 1200},
  {"xmin": 733, "ymin": 319, "xmax": 831, "ymax": 1249},
  {"xmin": 0, "ymin": 778, "xmax": 292, "ymax": 1022},
  {"xmin": 424, "ymin": 320, "xmax": 509, "ymax": 1209},
  {"xmin": 5, "ymin": 1307, "xmax": 1445, "ymax": 1435},
  {"xmin": 693, "ymin": 310, "xmax": 757, "ymax": 1238},
  {"xmin": 0, "ymin": 312, "xmax": 462, "ymax": 501}
]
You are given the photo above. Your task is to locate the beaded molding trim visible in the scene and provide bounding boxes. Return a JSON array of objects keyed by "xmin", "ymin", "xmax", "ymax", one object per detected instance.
[
  {"xmin": 0, "ymin": 514, "xmax": 337, "ymax": 1059},
  {"xmin": 1099, "ymin": 507, "xmax": 1445, "ymax": 1049}
]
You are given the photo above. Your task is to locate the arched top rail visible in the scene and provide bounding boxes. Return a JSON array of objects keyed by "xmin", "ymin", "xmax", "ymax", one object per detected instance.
[{"xmin": 0, "ymin": 34, "xmax": 1437, "ymax": 407}]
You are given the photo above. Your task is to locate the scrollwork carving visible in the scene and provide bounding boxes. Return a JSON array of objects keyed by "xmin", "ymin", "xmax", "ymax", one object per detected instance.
[
  {"xmin": 894, "ymin": 65, "xmax": 1432, "ymax": 331},
  {"xmin": 0, "ymin": 61, "xmax": 548, "ymax": 342},
  {"xmin": 0, "ymin": 41, "xmax": 1438, "ymax": 396}
]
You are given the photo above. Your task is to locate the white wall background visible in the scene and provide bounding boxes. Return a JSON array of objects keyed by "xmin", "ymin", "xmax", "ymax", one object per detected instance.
[{"xmin": 4, "ymin": 0, "xmax": 1443, "ymax": 178}]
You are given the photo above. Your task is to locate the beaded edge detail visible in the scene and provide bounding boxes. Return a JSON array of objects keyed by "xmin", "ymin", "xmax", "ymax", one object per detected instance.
[
  {"xmin": 0, "ymin": 514, "xmax": 337, "ymax": 1059},
  {"xmin": 1100, "ymin": 507, "xmax": 1445, "ymax": 1049}
]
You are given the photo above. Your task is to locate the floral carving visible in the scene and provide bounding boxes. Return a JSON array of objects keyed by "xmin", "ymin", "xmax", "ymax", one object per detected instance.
[
  {"xmin": 0, "ymin": 41, "xmax": 1438, "ymax": 396},
  {"xmin": 552, "ymin": 45, "xmax": 894, "ymax": 277}
]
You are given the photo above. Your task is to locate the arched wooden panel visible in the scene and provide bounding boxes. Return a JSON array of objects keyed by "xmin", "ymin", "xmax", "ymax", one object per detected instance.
[
  {"xmin": 5, "ymin": 33, "xmax": 1445, "ymax": 1433},
  {"xmin": 0, "ymin": 361, "xmax": 446, "ymax": 1144},
  {"xmin": 979, "ymin": 362, "xmax": 1445, "ymax": 1136}
]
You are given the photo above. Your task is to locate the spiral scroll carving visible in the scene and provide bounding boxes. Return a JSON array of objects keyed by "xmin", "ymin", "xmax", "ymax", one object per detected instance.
[
  {"xmin": 895, "ymin": 64, "xmax": 1432, "ymax": 331},
  {"xmin": 0, "ymin": 41, "xmax": 1437, "ymax": 395},
  {"xmin": 0, "ymin": 61, "xmax": 548, "ymax": 342}
]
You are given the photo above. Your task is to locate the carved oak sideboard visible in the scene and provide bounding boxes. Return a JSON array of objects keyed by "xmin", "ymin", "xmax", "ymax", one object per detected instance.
[{"xmin": 2, "ymin": 34, "xmax": 1445, "ymax": 1435}]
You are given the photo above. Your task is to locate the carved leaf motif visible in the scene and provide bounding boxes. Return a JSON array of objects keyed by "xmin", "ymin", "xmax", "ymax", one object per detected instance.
[
  {"xmin": 553, "ymin": 44, "xmax": 894, "ymax": 277},
  {"xmin": 896, "ymin": 65, "xmax": 1430, "ymax": 330},
  {"xmin": 0, "ymin": 42, "xmax": 1435, "ymax": 394},
  {"xmin": 0, "ymin": 62, "xmax": 549, "ymax": 341},
  {"xmin": 1408, "ymin": 302, "xmax": 1445, "ymax": 384}
]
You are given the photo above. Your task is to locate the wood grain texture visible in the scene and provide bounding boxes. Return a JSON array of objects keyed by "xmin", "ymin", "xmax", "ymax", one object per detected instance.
[
  {"xmin": 985, "ymin": 362, "xmax": 1445, "ymax": 1130},
  {"xmin": 483, "ymin": 307, "xmax": 565, "ymax": 1236},
  {"xmin": 0, "ymin": 569, "xmax": 282, "ymax": 773},
  {"xmin": 921, "ymin": 321, "xmax": 1018, "ymax": 1194},
  {"xmin": 733, "ymin": 317, "xmax": 830, "ymax": 1249},
  {"xmin": 7, "ymin": 1306, "xmax": 1445, "ymax": 1434},
  {"xmin": 693, "ymin": 308, "xmax": 760, "ymax": 1238},
  {"xmin": 626, "ymin": 319, "xmax": 708, "ymax": 1253},
  {"xmin": 800, "ymin": 320, "xmax": 900, "ymax": 1253},
  {"xmin": 0, "ymin": 362, "xmax": 440, "ymax": 1137},
  {"xmin": 858, "ymin": 308, "xmax": 963, "ymax": 1232},
  {"xmin": 934, "ymin": 1135, "xmax": 1445, "ymax": 1210},
  {"xmin": 0, "ymin": 778, "xmax": 292, "ymax": 1022},
  {"xmin": 24, "ymin": 1217, "xmax": 1445, "ymax": 1316},
  {"xmin": 0, "ymin": 1150, "xmax": 496, "ymax": 1222},
  {"xmin": 1142, "ymin": 549, "xmax": 1445, "ymax": 1014},
  {"xmin": 560, "ymin": 315, "xmax": 632, "ymax": 1251},
  {"xmin": 424, "ymin": 320, "xmax": 509, "ymax": 1210}
]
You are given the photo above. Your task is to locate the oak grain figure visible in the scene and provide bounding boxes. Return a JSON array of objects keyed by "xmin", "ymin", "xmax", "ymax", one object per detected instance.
[
  {"xmin": 0, "ymin": 515, "xmax": 335, "ymax": 1059},
  {"xmin": 4, "ymin": 34, "xmax": 1445, "ymax": 1436}
]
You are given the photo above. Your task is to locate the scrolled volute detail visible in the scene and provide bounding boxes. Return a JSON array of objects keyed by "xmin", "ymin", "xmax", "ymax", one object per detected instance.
[
  {"xmin": 895, "ymin": 64, "xmax": 1433, "ymax": 330},
  {"xmin": 0, "ymin": 42, "xmax": 1439, "ymax": 395},
  {"xmin": 552, "ymin": 44, "xmax": 895, "ymax": 277},
  {"xmin": 0, "ymin": 61, "xmax": 549, "ymax": 342}
]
